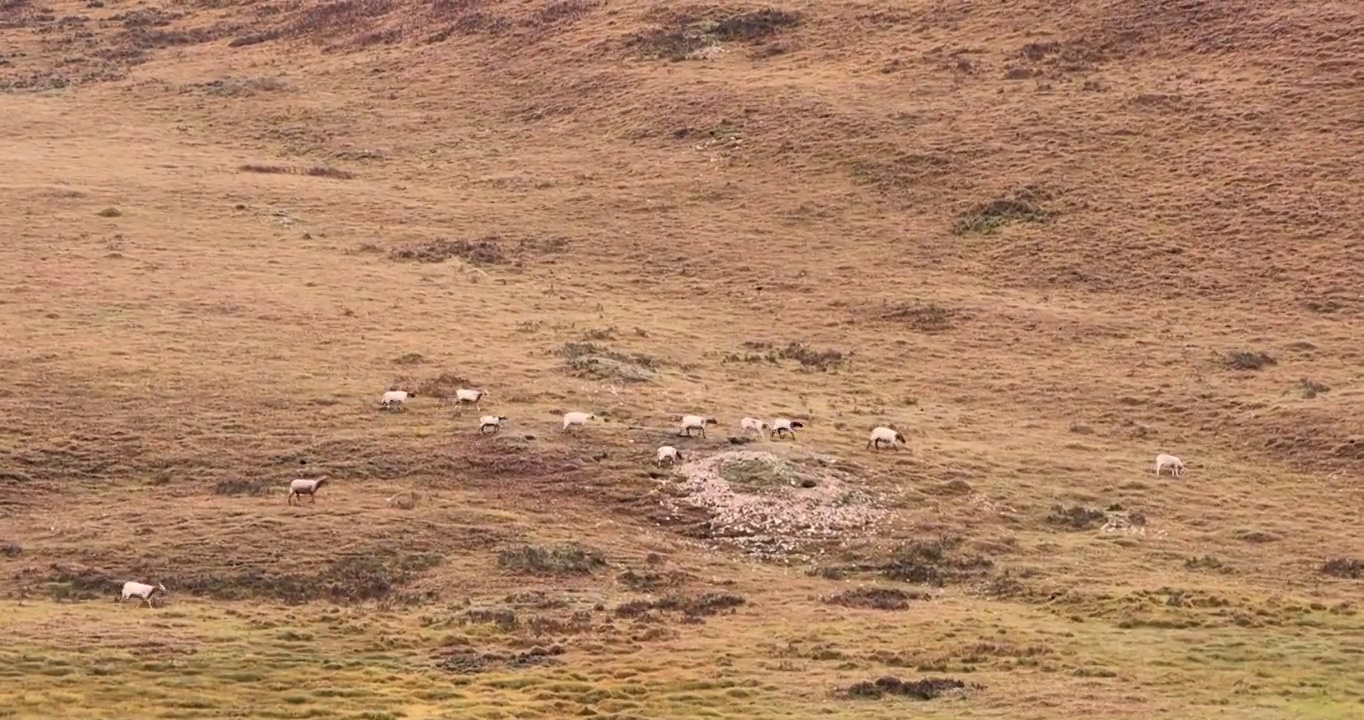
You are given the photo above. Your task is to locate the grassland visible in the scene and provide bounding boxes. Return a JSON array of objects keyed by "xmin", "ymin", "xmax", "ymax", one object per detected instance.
[{"xmin": 2, "ymin": 0, "xmax": 1363, "ymax": 718}]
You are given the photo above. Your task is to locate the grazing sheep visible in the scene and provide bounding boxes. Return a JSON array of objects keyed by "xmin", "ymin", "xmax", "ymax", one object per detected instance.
[
  {"xmin": 479, "ymin": 415, "xmax": 506, "ymax": 433},
  {"xmin": 678, "ymin": 414, "xmax": 719, "ymax": 438},
  {"xmin": 288, "ymin": 478, "xmax": 329, "ymax": 505},
  {"xmin": 1155, "ymin": 453, "xmax": 1185, "ymax": 477},
  {"xmin": 380, "ymin": 390, "xmax": 415, "ymax": 411},
  {"xmin": 454, "ymin": 388, "xmax": 487, "ymax": 411},
  {"xmin": 740, "ymin": 417, "xmax": 768, "ymax": 438},
  {"xmin": 867, "ymin": 426, "xmax": 906, "ymax": 450},
  {"xmin": 120, "ymin": 580, "xmax": 167, "ymax": 608},
  {"xmin": 562, "ymin": 411, "xmax": 597, "ymax": 431},
  {"xmin": 656, "ymin": 445, "xmax": 682, "ymax": 466},
  {"xmin": 770, "ymin": 418, "xmax": 805, "ymax": 439}
]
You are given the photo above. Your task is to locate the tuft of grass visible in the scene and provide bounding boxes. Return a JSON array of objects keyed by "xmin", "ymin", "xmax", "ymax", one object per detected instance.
[
  {"xmin": 410, "ymin": 370, "xmax": 473, "ymax": 399},
  {"xmin": 840, "ymin": 675, "xmax": 974, "ymax": 700},
  {"xmin": 874, "ymin": 302, "xmax": 961, "ymax": 332},
  {"xmin": 725, "ymin": 340, "xmax": 847, "ymax": 371},
  {"xmin": 496, "ymin": 543, "xmax": 606, "ymax": 576},
  {"xmin": 1045, "ymin": 504, "xmax": 1109, "ymax": 531},
  {"xmin": 0, "ymin": 542, "xmax": 21, "ymax": 557},
  {"xmin": 213, "ymin": 477, "xmax": 277, "ymax": 497},
  {"xmin": 951, "ymin": 189, "xmax": 1054, "ymax": 235},
  {"xmin": 1320, "ymin": 558, "xmax": 1362, "ymax": 579},
  {"xmin": 711, "ymin": 8, "xmax": 802, "ymax": 41},
  {"xmin": 555, "ymin": 341, "xmax": 659, "ymax": 383},
  {"xmin": 97, "ymin": 207, "xmax": 122, "ymax": 217},
  {"xmin": 528, "ymin": 0, "xmax": 600, "ymax": 28},
  {"xmin": 824, "ymin": 586, "xmax": 928, "ymax": 610},
  {"xmin": 1220, "ymin": 350, "xmax": 1276, "ymax": 371},
  {"xmin": 776, "ymin": 341, "xmax": 846, "ymax": 371},
  {"xmin": 614, "ymin": 592, "xmax": 745, "ymax": 621},
  {"xmin": 166, "ymin": 551, "xmax": 443, "ymax": 604},
  {"xmin": 817, "ymin": 536, "xmax": 994, "ymax": 587},
  {"xmin": 626, "ymin": 7, "xmax": 801, "ymax": 62},
  {"xmin": 1184, "ymin": 554, "xmax": 1227, "ymax": 572},
  {"xmin": 1296, "ymin": 378, "xmax": 1329, "ymax": 398},
  {"xmin": 237, "ymin": 164, "xmax": 354, "ymax": 179},
  {"xmin": 306, "ymin": 165, "xmax": 354, "ymax": 179},
  {"xmin": 618, "ymin": 568, "xmax": 695, "ymax": 591},
  {"xmin": 879, "ymin": 538, "xmax": 994, "ymax": 586},
  {"xmin": 389, "ymin": 237, "xmax": 507, "ymax": 265},
  {"xmin": 239, "ymin": 163, "xmax": 290, "ymax": 175}
]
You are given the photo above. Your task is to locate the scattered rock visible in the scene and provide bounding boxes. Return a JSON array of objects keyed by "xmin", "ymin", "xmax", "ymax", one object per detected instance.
[{"xmin": 660, "ymin": 449, "xmax": 886, "ymax": 559}]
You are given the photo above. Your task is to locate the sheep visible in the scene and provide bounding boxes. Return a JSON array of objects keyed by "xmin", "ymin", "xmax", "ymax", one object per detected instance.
[
  {"xmin": 120, "ymin": 580, "xmax": 167, "ymax": 608},
  {"xmin": 380, "ymin": 390, "xmax": 415, "ymax": 411},
  {"xmin": 867, "ymin": 426, "xmax": 906, "ymax": 451},
  {"xmin": 740, "ymin": 417, "xmax": 768, "ymax": 438},
  {"xmin": 479, "ymin": 415, "xmax": 506, "ymax": 433},
  {"xmin": 656, "ymin": 445, "xmax": 682, "ymax": 466},
  {"xmin": 770, "ymin": 418, "xmax": 805, "ymax": 439},
  {"xmin": 562, "ymin": 411, "xmax": 597, "ymax": 431},
  {"xmin": 678, "ymin": 414, "xmax": 719, "ymax": 438},
  {"xmin": 288, "ymin": 477, "xmax": 329, "ymax": 505},
  {"xmin": 454, "ymin": 388, "xmax": 488, "ymax": 411},
  {"xmin": 1154, "ymin": 453, "xmax": 1185, "ymax": 478}
]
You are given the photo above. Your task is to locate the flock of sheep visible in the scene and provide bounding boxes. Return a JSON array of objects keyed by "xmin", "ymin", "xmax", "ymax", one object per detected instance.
[
  {"xmin": 378, "ymin": 387, "xmax": 912, "ymax": 467},
  {"xmin": 113, "ymin": 384, "xmax": 1187, "ymax": 607}
]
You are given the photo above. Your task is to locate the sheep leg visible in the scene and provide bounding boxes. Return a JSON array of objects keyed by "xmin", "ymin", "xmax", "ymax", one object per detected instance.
[
  {"xmin": 309, "ymin": 493, "xmax": 316, "ymax": 504},
  {"xmin": 699, "ymin": 427, "xmax": 706, "ymax": 439}
]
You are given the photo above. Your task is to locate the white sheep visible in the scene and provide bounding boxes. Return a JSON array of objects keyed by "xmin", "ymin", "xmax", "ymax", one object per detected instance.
[
  {"xmin": 1154, "ymin": 453, "xmax": 1185, "ymax": 477},
  {"xmin": 740, "ymin": 417, "xmax": 768, "ymax": 438},
  {"xmin": 454, "ymin": 388, "xmax": 487, "ymax": 411},
  {"xmin": 479, "ymin": 415, "xmax": 506, "ymax": 433},
  {"xmin": 678, "ymin": 414, "xmax": 719, "ymax": 438},
  {"xmin": 120, "ymin": 580, "xmax": 167, "ymax": 608},
  {"xmin": 380, "ymin": 390, "xmax": 415, "ymax": 410},
  {"xmin": 656, "ymin": 445, "xmax": 682, "ymax": 466},
  {"xmin": 288, "ymin": 478, "xmax": 329, "ymax": 505},
  {"xmin": 562, "ymin": 411, "xmax": 597, "ymax": 431},
  {"xmin": 867, "ymin": 426, "xmax": 906, "ymax": 450},
  {"xmin": 770, "ymin": 418, "xmax": 805, "ymax": 439}
]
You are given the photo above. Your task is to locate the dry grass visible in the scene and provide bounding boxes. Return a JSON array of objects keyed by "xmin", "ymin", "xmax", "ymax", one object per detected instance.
[{"xmin": 2, "ymin": 0, "xmax": 1364, "ymax": 718}]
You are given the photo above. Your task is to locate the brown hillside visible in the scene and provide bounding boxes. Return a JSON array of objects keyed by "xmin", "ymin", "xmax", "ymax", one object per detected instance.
[{"xmin": 1, "ymin": 1, "xmax": 1362, "ymax": 719}]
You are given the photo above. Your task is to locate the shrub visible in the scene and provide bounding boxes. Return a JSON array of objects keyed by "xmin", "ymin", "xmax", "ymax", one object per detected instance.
[
  {"xmin": 497, "ymin": 544, "xmax": 606, "ymax": 576},
  {"xmin": 951, "ymin": 189, "xmax": 1053, "ymax": 235},
  {"xmin": 388, "ymin": 238, "xmax": 507, "ymax": 265},
  {"xmin": 1044, "ymin": 504, "xmax": 1108, "ymax": 531},
  {"xmin": 556, "ymin": 342, "xmax": 659, "ymax": 383},
  {"xmin": 213, "ymin": 477, "xmax": 277, "ymax": 497},
  {"xmin": 614, "ymin": 592, "xmax": 745, "ymax": 621},
  {"xmin": 877, "ymin": 536, "xmax": 993, "ymax": 586},
  {"xmin": 824, "ymin": 587, "xmax": 928, "ymax": 610},
  {"xmin": 1220, "ymin": 351, "xmax": 1276, "ymax": 371},
  {"xmin": 1321, "ymin": 558, "xmax": 1362, "ymax": 579},
  {"xmin": 841, "ymin": 676, "xmax": 973, "ymax": 700}
]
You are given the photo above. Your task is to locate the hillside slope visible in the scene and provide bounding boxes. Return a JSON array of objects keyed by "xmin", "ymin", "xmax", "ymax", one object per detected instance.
[{"xmin": 1, "ymin": 1, "xmax": 1362, "ymax": 719}]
